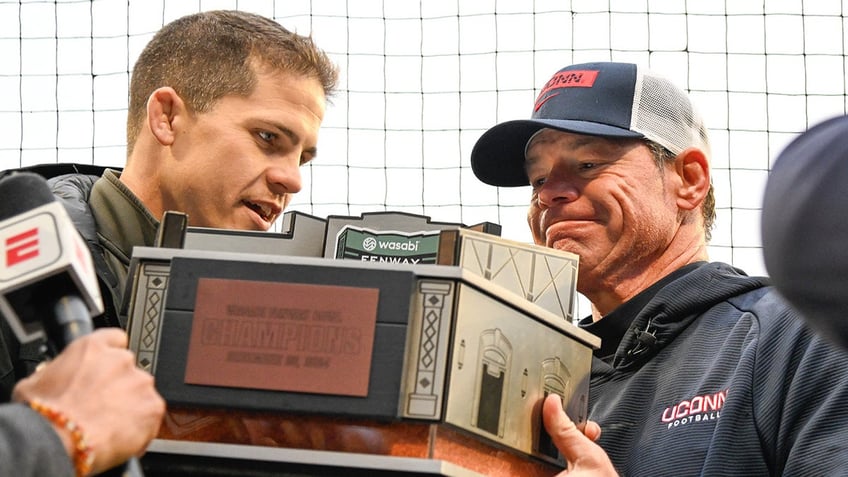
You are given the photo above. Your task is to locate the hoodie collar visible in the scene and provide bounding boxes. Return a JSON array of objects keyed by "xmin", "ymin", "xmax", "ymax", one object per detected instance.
[
  {"xmin": 581, "ymin": 262, "xmax": 705, "ymax": 363},
  {"xmin": 586, "ymin": 262, "xmax": 769, "ymax": 370}
]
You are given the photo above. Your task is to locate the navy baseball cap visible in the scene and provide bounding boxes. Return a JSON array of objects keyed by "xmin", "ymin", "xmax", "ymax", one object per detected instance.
[{"xmin": 471, "ymin": 61, "xmax": 711, "ymax": 187}]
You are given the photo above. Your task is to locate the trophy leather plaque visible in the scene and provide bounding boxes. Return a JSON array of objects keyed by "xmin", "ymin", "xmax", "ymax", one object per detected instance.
[{"xmin": 184, "ymin": 278, "xmax": 379, "ymax": 397}]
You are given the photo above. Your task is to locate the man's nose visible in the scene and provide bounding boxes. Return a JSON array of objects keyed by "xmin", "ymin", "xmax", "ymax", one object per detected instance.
[
  {"xmin": 266, "ymin": 157, "xmax": 303, "ymax": 195},
  {"xmin": 537, "ymin": 177, "xmax": 578, "ymax": 207}
]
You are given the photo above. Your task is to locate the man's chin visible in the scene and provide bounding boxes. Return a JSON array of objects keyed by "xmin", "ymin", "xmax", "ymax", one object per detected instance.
[
  {"xmin": 548, "ymin": 237, "xmax": 581, "ymax": 254},
  {"xmin": 240, "ymin": 208, "xmax": 274, "ymax": 231}
]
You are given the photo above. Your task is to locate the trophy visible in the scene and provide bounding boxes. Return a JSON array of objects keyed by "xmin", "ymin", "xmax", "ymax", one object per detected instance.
[{"xmin": 124, "ymin": 211, "xmax": 597, "ymax": 476}]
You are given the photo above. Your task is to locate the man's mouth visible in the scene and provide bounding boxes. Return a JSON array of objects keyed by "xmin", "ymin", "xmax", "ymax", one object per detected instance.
[{"xmin": 243, "ymin": 200, "xmax": 276, "ymax": 223}]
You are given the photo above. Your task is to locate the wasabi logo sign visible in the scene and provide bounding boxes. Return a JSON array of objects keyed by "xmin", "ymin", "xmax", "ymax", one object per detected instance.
[{"xmin": 335, "ymin": 226, "xmax": 442, "ymax": 264}]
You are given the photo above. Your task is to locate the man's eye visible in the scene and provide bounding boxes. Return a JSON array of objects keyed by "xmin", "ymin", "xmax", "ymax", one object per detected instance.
[
  {"xmin": 257, "ymin": 131, "xmax": 276, "ymax": 143},
  {"xmin": 531, "ymin": 177, "xmax": 547, "ymax": 188},
  {"xmin": 579, "ymin": 162, "xmax": 596, "ymax": 170}
]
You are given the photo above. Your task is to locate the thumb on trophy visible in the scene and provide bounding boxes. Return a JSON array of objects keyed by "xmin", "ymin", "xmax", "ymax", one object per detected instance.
[{"xmin": 542, "ymin": 394, "xmax": 617, "ymax": 476}]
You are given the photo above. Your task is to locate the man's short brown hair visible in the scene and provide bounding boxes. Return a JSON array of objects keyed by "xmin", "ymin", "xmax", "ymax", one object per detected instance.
[{"xmin": 126, "ymin": 10, "xmax": 339, "ymax": 154}]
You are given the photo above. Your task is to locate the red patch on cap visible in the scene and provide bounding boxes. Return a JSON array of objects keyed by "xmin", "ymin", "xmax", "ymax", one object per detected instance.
[{"xmin": 534, "ymin": 70, "xmax": 599, "ymax": 111}]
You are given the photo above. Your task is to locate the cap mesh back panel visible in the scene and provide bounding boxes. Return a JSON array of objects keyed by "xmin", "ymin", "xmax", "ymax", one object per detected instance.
[{"xmin": 634, "ymin": 73, "xmax": 710, "ymax": 156}]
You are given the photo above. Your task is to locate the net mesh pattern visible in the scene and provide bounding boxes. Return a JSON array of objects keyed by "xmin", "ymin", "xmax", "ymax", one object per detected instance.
[{"xmin": 2, "ymin": 0, "xmax": 847, "ymax": 289}]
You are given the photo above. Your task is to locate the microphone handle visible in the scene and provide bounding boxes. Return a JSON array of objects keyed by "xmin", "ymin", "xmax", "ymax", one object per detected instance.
[
  {"xmin": 53, "ymin": 296, "xmax": 145, "ymax": 477},
  {"xmin": 54, "ymin": 295, "xmax": 93, "ymax": 346}
]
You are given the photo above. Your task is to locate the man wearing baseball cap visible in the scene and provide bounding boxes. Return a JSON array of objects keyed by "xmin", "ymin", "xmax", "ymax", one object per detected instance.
[{"xmin": 472, "ymin": 62, "xmax": 848, "ymax": 475}]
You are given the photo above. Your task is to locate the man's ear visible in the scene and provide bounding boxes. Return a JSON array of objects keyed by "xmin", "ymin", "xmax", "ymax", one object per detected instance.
[
  {"xmin": 146, "ymin": 87, "xmax": 185, "ymax": 146},
  {"xmin": 674, "ymin": 147, "xmax": 710, "ymax": 211}
]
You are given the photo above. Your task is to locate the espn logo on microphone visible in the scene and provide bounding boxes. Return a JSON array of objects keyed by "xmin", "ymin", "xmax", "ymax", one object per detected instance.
[
  {"xmin": 6, "ymin": 227, "xmax": 39, "ymax": 266},
  {"xmin": 0, "ymin": 201, "xmax": 103, "ymax": 342},
  {"xmin": 0, "ymin": 210, "xmax": 62, "ymax": 280}
]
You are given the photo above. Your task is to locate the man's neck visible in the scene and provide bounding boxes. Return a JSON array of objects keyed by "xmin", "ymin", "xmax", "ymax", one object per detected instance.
[{"xmin": 584, "ymin": 241, "xmax": 708, "ymax": 320}]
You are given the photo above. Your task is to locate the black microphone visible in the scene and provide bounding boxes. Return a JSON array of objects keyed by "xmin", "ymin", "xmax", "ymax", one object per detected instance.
[
  {"xmin": 0, "ymin": 172, "xmax": 103, "ymax": 350},
  {"xmin": 0, "ymin": 172, "xmax": 144, "ymax": 477}
]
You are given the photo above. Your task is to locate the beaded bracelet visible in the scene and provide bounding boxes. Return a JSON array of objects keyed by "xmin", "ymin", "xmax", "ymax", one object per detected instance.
[{"xmin": 28, "ymin": 398, "xmax": 94, "ymax": 477}]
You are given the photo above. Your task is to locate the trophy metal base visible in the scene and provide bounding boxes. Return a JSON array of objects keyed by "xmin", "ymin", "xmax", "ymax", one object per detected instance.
[{"xmin": 143, "ymin": 441, "xmax": 480, "ymax": 476}]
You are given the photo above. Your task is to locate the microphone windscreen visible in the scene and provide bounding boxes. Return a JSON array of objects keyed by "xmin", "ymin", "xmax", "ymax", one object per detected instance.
[
  {"xmin": 762, "ymin": 114, "xmax": 848, "ymax": 350},
  {"xmin": 0, "ymin": 172, "xmax": 56, "ymax": 221}
]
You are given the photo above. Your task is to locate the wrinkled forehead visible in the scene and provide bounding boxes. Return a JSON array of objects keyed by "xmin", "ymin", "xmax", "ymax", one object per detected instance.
[
  {"xmin": 524, "ymin": 128, "xmax": 642, "ymax": 158},
  {"xmin": 524, "ymin": 128, "xmax": 559, "ymax": 156}
]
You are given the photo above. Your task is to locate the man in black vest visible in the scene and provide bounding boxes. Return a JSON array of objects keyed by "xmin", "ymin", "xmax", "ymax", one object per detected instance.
[{"xmin": 0, "ymin": 11, "xmax": 339, "ymax": 475}]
